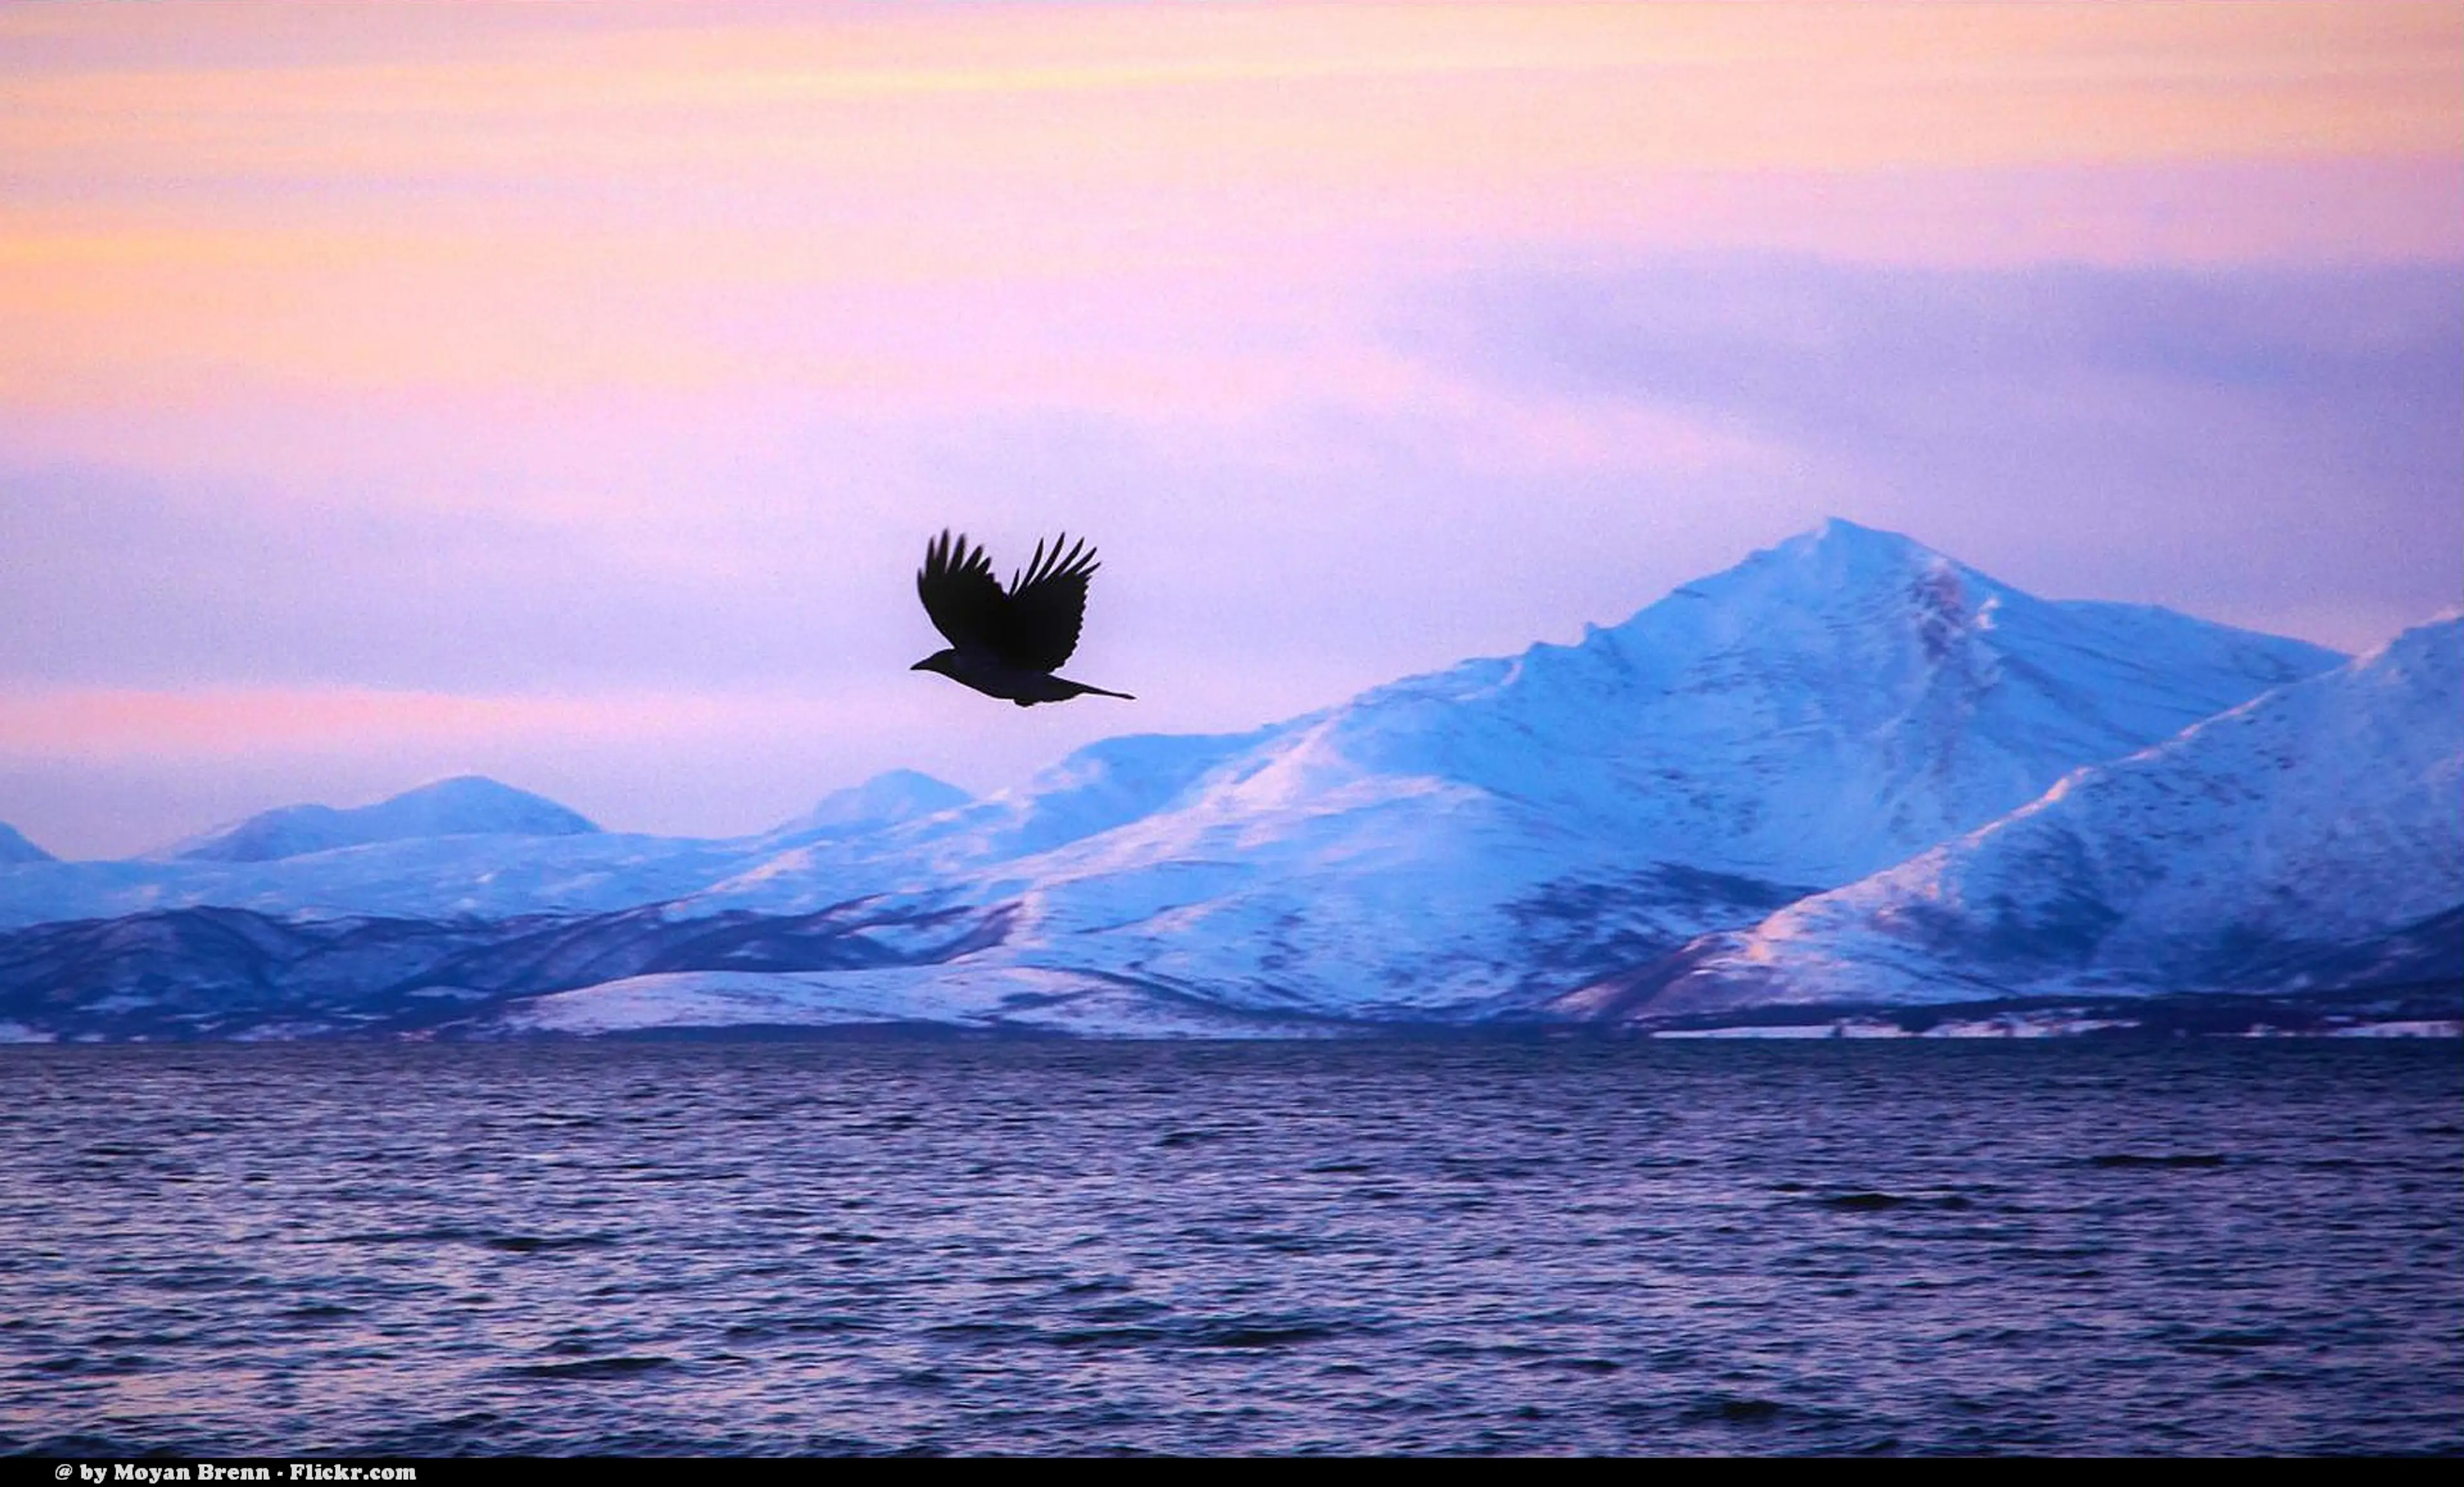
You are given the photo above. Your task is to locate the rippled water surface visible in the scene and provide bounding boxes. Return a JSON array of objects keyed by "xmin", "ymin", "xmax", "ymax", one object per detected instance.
[{"xmin": 3, "ymin": 1040, "xmax": 2458, "ymax": 1455}]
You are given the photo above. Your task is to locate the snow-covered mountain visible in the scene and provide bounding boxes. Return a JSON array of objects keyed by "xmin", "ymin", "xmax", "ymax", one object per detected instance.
[
  {"xmin": 590, "ymin": 518, "xmax": 2337, "ymax": 1024},
  {"xmin": 155, "ymin": 776, "xmax": 601, "ymax": 863},
  {"xmin": 773, "ymin": 770, "xmax": 971, "ymax": 840},
  {"xmin": 0, "ymin": 824, "xmax": 53, "ymax": 865},
  {"xmin": 3, "ymin": 520, "xmax": 2403, "ymax": 1040},
  {"xmin": 821, "ymin": 518, "xmax": 2342, "ymax": 1017},
  {"xmin": 1560, "ymin": 615, "xmax": 2464, "ymax": 1026}
]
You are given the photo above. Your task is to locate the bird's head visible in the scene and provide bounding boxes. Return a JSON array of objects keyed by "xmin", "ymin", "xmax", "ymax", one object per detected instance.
[{"xmin": 911, "ymin": 649, "xmax": 959, "ymax": 677}]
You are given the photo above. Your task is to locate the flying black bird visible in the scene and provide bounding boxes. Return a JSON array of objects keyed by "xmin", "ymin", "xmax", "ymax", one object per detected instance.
[{"xmin": 912, "ymin": 530, "xmax": 1135, "ymax": 706}]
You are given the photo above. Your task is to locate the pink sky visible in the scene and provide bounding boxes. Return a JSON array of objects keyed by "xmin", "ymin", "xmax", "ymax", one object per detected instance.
[{"xmin": 3, "ymin": 2, "xmax": 2460, "ymax": 856}]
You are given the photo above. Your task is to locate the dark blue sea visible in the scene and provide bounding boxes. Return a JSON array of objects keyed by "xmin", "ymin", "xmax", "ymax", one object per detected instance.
[{"xmin": 3, "ymin": 1040, "xmax": 2457, "ymax": 1456}]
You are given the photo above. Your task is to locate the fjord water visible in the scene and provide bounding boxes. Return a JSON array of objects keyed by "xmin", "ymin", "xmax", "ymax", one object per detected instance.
[{"xmin": 3, "ymin": 1041, "xmax": 2456, "ymax": 1456}]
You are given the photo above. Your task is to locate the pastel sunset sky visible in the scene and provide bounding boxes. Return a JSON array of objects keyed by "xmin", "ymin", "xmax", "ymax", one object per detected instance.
[{"xmin": 3, "ymin": 1, "xmax": 2459, "ymax": 857}]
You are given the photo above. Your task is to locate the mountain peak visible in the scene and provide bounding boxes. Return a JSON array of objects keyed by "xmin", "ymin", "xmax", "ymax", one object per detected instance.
[
  {"xmin": 776, "ymin": 770, "xmax": 971, "ymax": 837},
  {"xmin": 0, "ymin": 822, "xmax": 55, "ymax": 865},
  {"xmin": 1575, "ymin": 519, "xmax": 1989, "ymax": 672},
  {"xmin": 160, "ymin": 776, "xmax": 600, "ymax": 863},
  {"xmin": 1715, "ymin": 518, "xmax": 1960, "ymax": 593},
  {"xmin": 1813, "ymin": 516, "xmax": 1922, "ymax": 551},
  {"xmin": 1808, "ymin": 514, "xmax": 1929, "ymax": 550},
  {"xmin": 386, "ymin": 775, "xmax": 566, "ymax": 810}
]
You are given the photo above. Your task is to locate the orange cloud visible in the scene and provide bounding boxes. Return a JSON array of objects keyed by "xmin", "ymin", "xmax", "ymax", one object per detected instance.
[{"xmin": 1, "ymin": 3, "xmax": 2456, "ymax": 411}]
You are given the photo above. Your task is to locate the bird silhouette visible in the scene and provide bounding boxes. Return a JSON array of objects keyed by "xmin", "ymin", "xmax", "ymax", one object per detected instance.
[{"xmin": 912, "ymin": 530, "xmax": 1135, "ymax": 706}]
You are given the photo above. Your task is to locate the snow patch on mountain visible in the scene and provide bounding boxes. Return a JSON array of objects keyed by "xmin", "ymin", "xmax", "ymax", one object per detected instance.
[{"xmin": 501, "ymin": 964, "xmax": 1348, "ymax": 1040}]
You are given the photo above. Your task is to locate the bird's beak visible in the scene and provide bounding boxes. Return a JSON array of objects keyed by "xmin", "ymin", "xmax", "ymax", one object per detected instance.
[{"xmin": 909, "ymin": 658, "xmax": 931, "ymax": 670}]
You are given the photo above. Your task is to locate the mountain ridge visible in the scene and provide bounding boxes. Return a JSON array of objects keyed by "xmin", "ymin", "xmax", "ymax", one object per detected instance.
[
  {"xmin": 0, "ymin": 823, "xmax": 54, "ymax": 865},
  {"xmin": 6, "ymin": 520, "xmax": 2438, "ymax": 1041},
  {"xmin": 155, "ymin": 776, "xmax": 603, "ymax": 864}
]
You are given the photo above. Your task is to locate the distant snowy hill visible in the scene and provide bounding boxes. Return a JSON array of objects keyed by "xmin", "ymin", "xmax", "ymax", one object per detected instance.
[
  {"xmin": 1, "ymin": 521, "xmax": 2398, "ymax": 1040},
  {"xmin": 773, "ymin": 770, "xmax": 971, "ymax": 839},
  {"xmin": 157, "ymin": 776, "xmax": 601, "ymax": 863},
  {"xmin": 0, "ymin": 824, "xmax": 53, "ymax": 865},
  {"xmin": 1561, "ymin": 615, "xmax": 2464, "ymax": 1025}
]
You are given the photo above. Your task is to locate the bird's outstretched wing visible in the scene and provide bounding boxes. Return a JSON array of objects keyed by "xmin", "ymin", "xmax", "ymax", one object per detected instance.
[
  {"xmin": 1000, "ymin": 533, "xmax": 1099, "ymax": 672},
  {"xmin": 917, "ymin": 531, "xmax": 1005, "ymax": 652}
]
